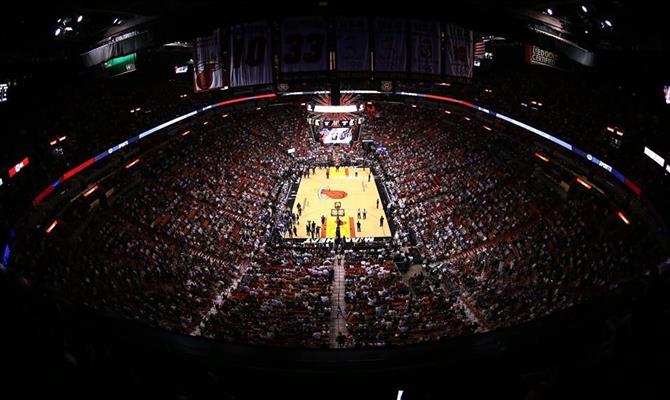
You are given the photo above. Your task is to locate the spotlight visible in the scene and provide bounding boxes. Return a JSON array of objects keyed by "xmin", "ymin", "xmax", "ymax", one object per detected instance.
[
  {"xmin": 605, "ymin": 20, "xmax": 612, "ymax": 27},
  {"xmin": 77, "ymin": 15, "xmax": 83, "ymax": 23},
  {"xmin": 54, "ymin": 28, "xmax": 61, "ymax": 36},
  {"xmin": 581, "ymin": 5, "xmax": 588, "ymax": 12},
  {"xmin": 546, "ymin": 8, "xmax": 553, "ymax": 15}
]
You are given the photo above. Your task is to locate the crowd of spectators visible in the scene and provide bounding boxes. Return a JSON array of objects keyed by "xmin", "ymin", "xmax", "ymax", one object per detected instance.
[
  {"xmin": 13, "ymin": 100, "xmax": 663, "ymax": 348},
  {"xmin": 368, "ymin": 102, "xmax": 660, "ymax": 332},
  {"xmin": 344, "ymin": 250, "xmax": 474, "ymax": 347}
]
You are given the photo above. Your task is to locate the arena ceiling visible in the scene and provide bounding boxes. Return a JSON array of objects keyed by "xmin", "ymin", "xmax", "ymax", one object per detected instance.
[{"xmin": 0, "ymin": 1, "xmax": 667, "ymax": 77}]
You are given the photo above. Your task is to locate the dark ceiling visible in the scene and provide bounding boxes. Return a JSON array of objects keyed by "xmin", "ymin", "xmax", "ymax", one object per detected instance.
[{"xmin": 0, "ymin": 1, "xmax": 667, "ymax": 75}]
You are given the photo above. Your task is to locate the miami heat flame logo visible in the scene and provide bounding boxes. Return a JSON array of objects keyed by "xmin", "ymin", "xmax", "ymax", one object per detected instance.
[
  {"xmin": 318, "ymin": 186, "xmax": 348, "ymax": 200},
  {"xmin": 195, "ymin": 61, "xmax": 222, "ymax": 91}
]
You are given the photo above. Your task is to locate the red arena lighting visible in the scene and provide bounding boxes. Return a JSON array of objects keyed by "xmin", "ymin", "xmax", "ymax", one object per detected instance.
[
  {"xmin": 45, "ymin": 220, "xmax": 59, "ymax": 234},
  {"xmin": 83, "ymin": 185, "xmax": 98, "ymax": 197},
  {"xmin": 534, "ymin": 152, "xmax": 550, "ymax": 162},
  {"xmin": 125, "ymin": 159, "xmax": 140, "ymax": 169},
  {"xmin": 576, "ymin": 177, "xmax": 592, "ymax": 189},
  {"xmin": 617, "ymin": 211, "xmax": 631, "ymax": 225}
]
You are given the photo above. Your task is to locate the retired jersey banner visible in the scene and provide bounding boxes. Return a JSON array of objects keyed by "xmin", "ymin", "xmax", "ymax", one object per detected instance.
[
  {"xmin": 281, "ymin": 17, "xmax": 328, "ymax": 73},
  {"xmin": 373, "ymin": 18, "xmax": 407, "ymax": 72},
  {"xmin": 230, "ymin": 22, "xmax": 273, "ymax": 87},
  {"xmin": 445, "ymin": 24, "xmax": 474, "ymax": 78},
  {"xmin": 409, "ymin": 20, "xmax": 441, "ymax": 74},
  {"xmin": 193, "ymin": 29, "xmax": 226, "ymax": 92},
  {"xmin": 336, "ymin": 17, "xmax": 370, "ymax": 71}
]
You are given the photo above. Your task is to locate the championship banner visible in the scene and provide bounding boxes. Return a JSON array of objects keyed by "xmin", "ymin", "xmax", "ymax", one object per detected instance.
[
  {"xmin": 373, "ymin": 18, "xmax": 407, "ymax": 72},
  {"xmin": 445, "ymin": 24, "xmax": 474, "ymax": 78},
  {"xmin": 409, "ymin": 20, "xmax": 441, "ymax": 74},
  {"xmin": 230, "ymin": 22, "xmax": 273, "ymax": 87},
  {"xmin": 193, "ymin": 29, "xmax": 226, "ymax": 92},
  {"xmin": 281, "ymin": 17, "xmax": 328, "ymax": 73},
  {"xmin": 336, "ymin": 17, "xmax": 370, "ymax": 71}
]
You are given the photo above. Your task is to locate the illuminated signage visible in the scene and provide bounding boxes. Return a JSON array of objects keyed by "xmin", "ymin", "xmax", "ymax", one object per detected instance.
[
  {"xmin": 175, "ymin": 65, "xmax": 188, "ymax": 74},
  {"xmin": 0, "ymin": 83, "xmax": 8, "ymax": 102},
  {"xmin": 644, "ymin": 147, "xmax": 665, "ymax": 167},
  {"xmin": 525, "ymin": 45, "xmax": 558, "ymax": 68},
  {"xmin": 8, "ymin": 157, "xmax": 29, "ymax": 178},
  {"xmin": 103, "ymin": 53, "xmax": 137, "ymax": 76}
]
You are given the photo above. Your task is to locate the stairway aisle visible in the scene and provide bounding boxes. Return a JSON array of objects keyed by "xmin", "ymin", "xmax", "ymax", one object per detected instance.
[{"xmin": 329, "ymin": 254, "xmax": 350, "ymax": 348}]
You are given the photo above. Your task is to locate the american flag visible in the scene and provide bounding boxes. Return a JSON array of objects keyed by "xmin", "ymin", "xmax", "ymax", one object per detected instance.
[{"xmin": 474, "ymin": 41, "xmax": 486, "ymax": 59}]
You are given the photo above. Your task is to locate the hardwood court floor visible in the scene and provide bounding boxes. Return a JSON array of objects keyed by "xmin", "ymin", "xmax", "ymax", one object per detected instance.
[{"xmin": 287, "ymin": 167, "xmax": 392, "ymax": 239}]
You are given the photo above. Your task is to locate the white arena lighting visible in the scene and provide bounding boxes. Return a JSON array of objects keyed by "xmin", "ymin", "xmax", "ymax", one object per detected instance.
[
  {"xmin": 644, "ymin": 147, "xmax": 665, "ymax": 167},
  {"xmin": 311, "ymin": 104, "xmax": 360, "ymax": 113}
]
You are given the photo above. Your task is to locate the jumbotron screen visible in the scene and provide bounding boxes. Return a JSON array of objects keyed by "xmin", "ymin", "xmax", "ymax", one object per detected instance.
[{"xmin": 319, "ymin": 127, "xmax": 352, "ymax": 144}]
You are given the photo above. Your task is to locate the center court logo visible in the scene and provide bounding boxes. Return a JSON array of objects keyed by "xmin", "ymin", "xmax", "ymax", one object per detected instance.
[{"xmin": 318, "ymin": 186, "xmax": 348, "ymax": 200}]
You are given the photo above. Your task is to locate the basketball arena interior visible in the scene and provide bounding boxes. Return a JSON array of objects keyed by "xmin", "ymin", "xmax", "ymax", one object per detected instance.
[{"xmin": 2, "ymin": 2, "xmax": 670, "ymax": 399}]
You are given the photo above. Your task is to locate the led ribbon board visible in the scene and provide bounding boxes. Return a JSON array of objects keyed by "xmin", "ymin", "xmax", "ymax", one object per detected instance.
[
  {"xmin": 32, "ymin": 89, "xmax": 641, "ymax": 206},
  {"xmin": 32, "ymin": 93, "xmax": 276, "ymax": 205}
]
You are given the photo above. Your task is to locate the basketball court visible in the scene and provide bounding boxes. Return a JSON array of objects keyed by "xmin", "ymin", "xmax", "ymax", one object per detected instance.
[{"xmin": 287, "ymin": 167, "xmax": 392, "ymax": 239}]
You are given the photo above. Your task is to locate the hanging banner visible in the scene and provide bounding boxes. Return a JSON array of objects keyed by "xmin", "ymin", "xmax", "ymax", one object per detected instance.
[
  {"xmin": 281, "ymin": 17, "xmax": 328, "ymax": 73},
  {"xmin": 373, "ymin": 18, "xmax": 407, "ymax": 72},
  {"xmin": 336, "ymin": 17, "xmax": 370, "ymax": 71},
  {"xmin": 409, "ymin": 20, "xmax": 441, "ymax": 74},
  {"xmin": 230, "ymin": 22, "xmax": 273, "ymax": 87},
  {"xmin": 193, "ymin": 29, "xmax": 226, "ymax": 92},
  {"xmin": 445, "ymin": 24, "xmax": 473, "ymax": 78}
]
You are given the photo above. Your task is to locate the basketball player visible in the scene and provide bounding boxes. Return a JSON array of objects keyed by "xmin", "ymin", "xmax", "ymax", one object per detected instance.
[
  {"xmin": 376, "ymin": 198, "xmax": 380, "ymax": 209},
  {"xmin": 363, "ymin": 209, "xmax": 367, "ymax": 219},
  {"xmin": 357, "ymin": 220, "xmax": 361, "ymax": 232},
  {"xmin": 380, "ymin": 216, "xmax": 384, "ymax": 227}
]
